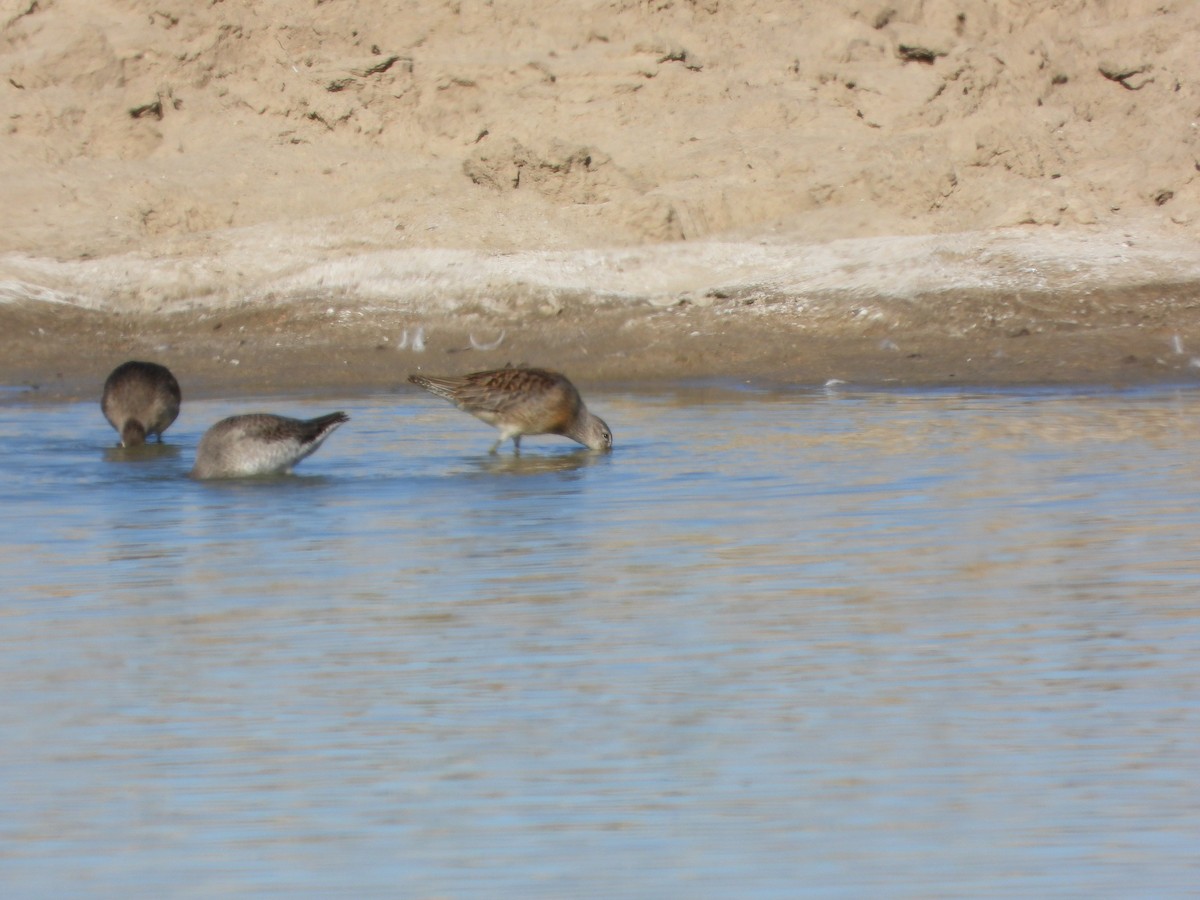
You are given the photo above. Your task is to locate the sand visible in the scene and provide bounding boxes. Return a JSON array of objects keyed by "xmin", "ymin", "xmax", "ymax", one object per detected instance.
[{"xmin": 3, "ymin": 0, "xmax": 1200, "ymax": 396}]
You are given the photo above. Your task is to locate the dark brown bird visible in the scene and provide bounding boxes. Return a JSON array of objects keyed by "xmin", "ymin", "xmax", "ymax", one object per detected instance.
[
  {"xmin": 100, "ymin": 360, "xmax": 182, "ymax": 447},
  {"xmin": 190, "ymin": 412, "xmax": 349, "ymax": 479},
  {"xmin": 409, "ymin": 367, "xmax": 612, "ymax": 453}
]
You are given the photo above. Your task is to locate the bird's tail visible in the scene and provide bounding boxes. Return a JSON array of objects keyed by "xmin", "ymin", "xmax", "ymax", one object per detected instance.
[{"xmin": 301, "ymin": 411, "xmax": 350, "ymax": 443}]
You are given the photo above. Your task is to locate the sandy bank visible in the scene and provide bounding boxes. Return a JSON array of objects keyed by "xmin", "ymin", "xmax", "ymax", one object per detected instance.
[
  {"xmin": 5, "ymin": 1, "xmax": 1200, "ymax": 396},
  {"xmin": 5, "ymin": 227, "xmax": 1200, "ymax": 399}
]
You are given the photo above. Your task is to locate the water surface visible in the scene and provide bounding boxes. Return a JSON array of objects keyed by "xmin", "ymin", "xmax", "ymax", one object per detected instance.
[{"xmin": 1, "ymin": 384, "xmax": 1198, "ymax": 897}]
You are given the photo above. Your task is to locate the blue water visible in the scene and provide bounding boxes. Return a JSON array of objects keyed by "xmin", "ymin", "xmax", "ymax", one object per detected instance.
[{"xmin": 1, "ymin": 384, "xmax": 1198, "ymax": 897}]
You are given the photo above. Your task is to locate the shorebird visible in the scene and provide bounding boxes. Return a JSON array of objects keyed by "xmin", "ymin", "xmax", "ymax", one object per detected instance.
[
  {"xmin": 101, "ymin": 360, "xmax": 182, "ymax": 447},
  {"xmin": 190, "ymin": 412, "xmax": 349, "ymax": 479},
  {"xmin": 409, "ymin": 366, "xmax": 612, "ymax": 453}
]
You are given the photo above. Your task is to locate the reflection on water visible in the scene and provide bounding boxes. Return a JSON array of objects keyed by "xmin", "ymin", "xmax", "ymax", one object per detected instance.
[
  {"xmin": 469, "ymin": 448, "xmax": 603, "ymax": 477},
  {"xmin": 103, "ymin": 442, "xmax": 182, "ymax": 464},
  {"xmin": 1, "ymin": 384, "xmax": 1199, "ymax": 897}
]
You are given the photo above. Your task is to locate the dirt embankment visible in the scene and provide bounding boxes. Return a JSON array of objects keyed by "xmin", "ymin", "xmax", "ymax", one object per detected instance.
[{"xmin": 3, "ymin": 0, "xmax": 1200, "ymax": 393}]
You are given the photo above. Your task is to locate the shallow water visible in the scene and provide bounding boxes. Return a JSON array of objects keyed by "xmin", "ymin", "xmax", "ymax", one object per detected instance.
[{"xmin": 1, "ymin": 383, "xmax": 1198, "ymax": 898}]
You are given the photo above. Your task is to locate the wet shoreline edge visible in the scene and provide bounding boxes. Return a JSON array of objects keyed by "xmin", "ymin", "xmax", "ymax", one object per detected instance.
[{"xmin": 5, "ymin": 280, "xmax": 1200, "ymax": 401}]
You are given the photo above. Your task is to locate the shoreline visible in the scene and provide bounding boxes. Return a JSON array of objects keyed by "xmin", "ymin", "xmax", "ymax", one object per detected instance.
[
  {"xmin": 6, "ymin": 282, "xmax": 1200, "ymax": 402},
  {"xmin": 7, "ymin": 226, "xmax": 1200, "ymax": 401}
]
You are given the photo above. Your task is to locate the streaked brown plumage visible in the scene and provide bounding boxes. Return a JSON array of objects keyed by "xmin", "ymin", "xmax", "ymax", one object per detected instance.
[
  {"xmin": 408, "ymin": 367, "xmax": 612, "ymax": 453},
  {"xmin": 190, "ymin": 412, "xmax": 349, "ymax": 479},
  {"xmin": 101, "ymin": 360, "xmax": 182, "ymax": 447}
]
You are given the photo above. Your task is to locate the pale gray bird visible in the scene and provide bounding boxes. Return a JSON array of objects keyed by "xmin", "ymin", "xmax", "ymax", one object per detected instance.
[
  {"xmin": 101, "ymin": 360, "xmax": 182, "ymax": 447},
  {"xmin": 409, "ymin": 367, "xmax": 612, "ymax": 453},
  {"xmin": 190, "ymin": 412, "xmax": 349, "ymax": 479}
]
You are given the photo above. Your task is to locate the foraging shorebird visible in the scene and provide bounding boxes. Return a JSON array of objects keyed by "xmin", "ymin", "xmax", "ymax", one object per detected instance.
[
  {"xmin": 409, "ymin": 366, "xmax": 612, "ymax": 453},
  {"xmin": 190, "ymin": 412, "xmax": 349, "ymax": 479},
  {"xmin": 101, "ymin": 360, "xmax": 182, "ymax": 447}
]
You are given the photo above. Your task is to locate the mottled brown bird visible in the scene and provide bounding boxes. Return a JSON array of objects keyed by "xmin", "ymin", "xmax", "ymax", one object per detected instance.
[
  {"xmin": 101, "ymin": 360, "xmax": 182, "ymax": 447},
  {"xmin": 409, "ymin": 367, "xmax": 613, "ymax": 453},
  {"xmin": 190, "ymin": 412, "xmax": 349, "ymax": 479}
]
